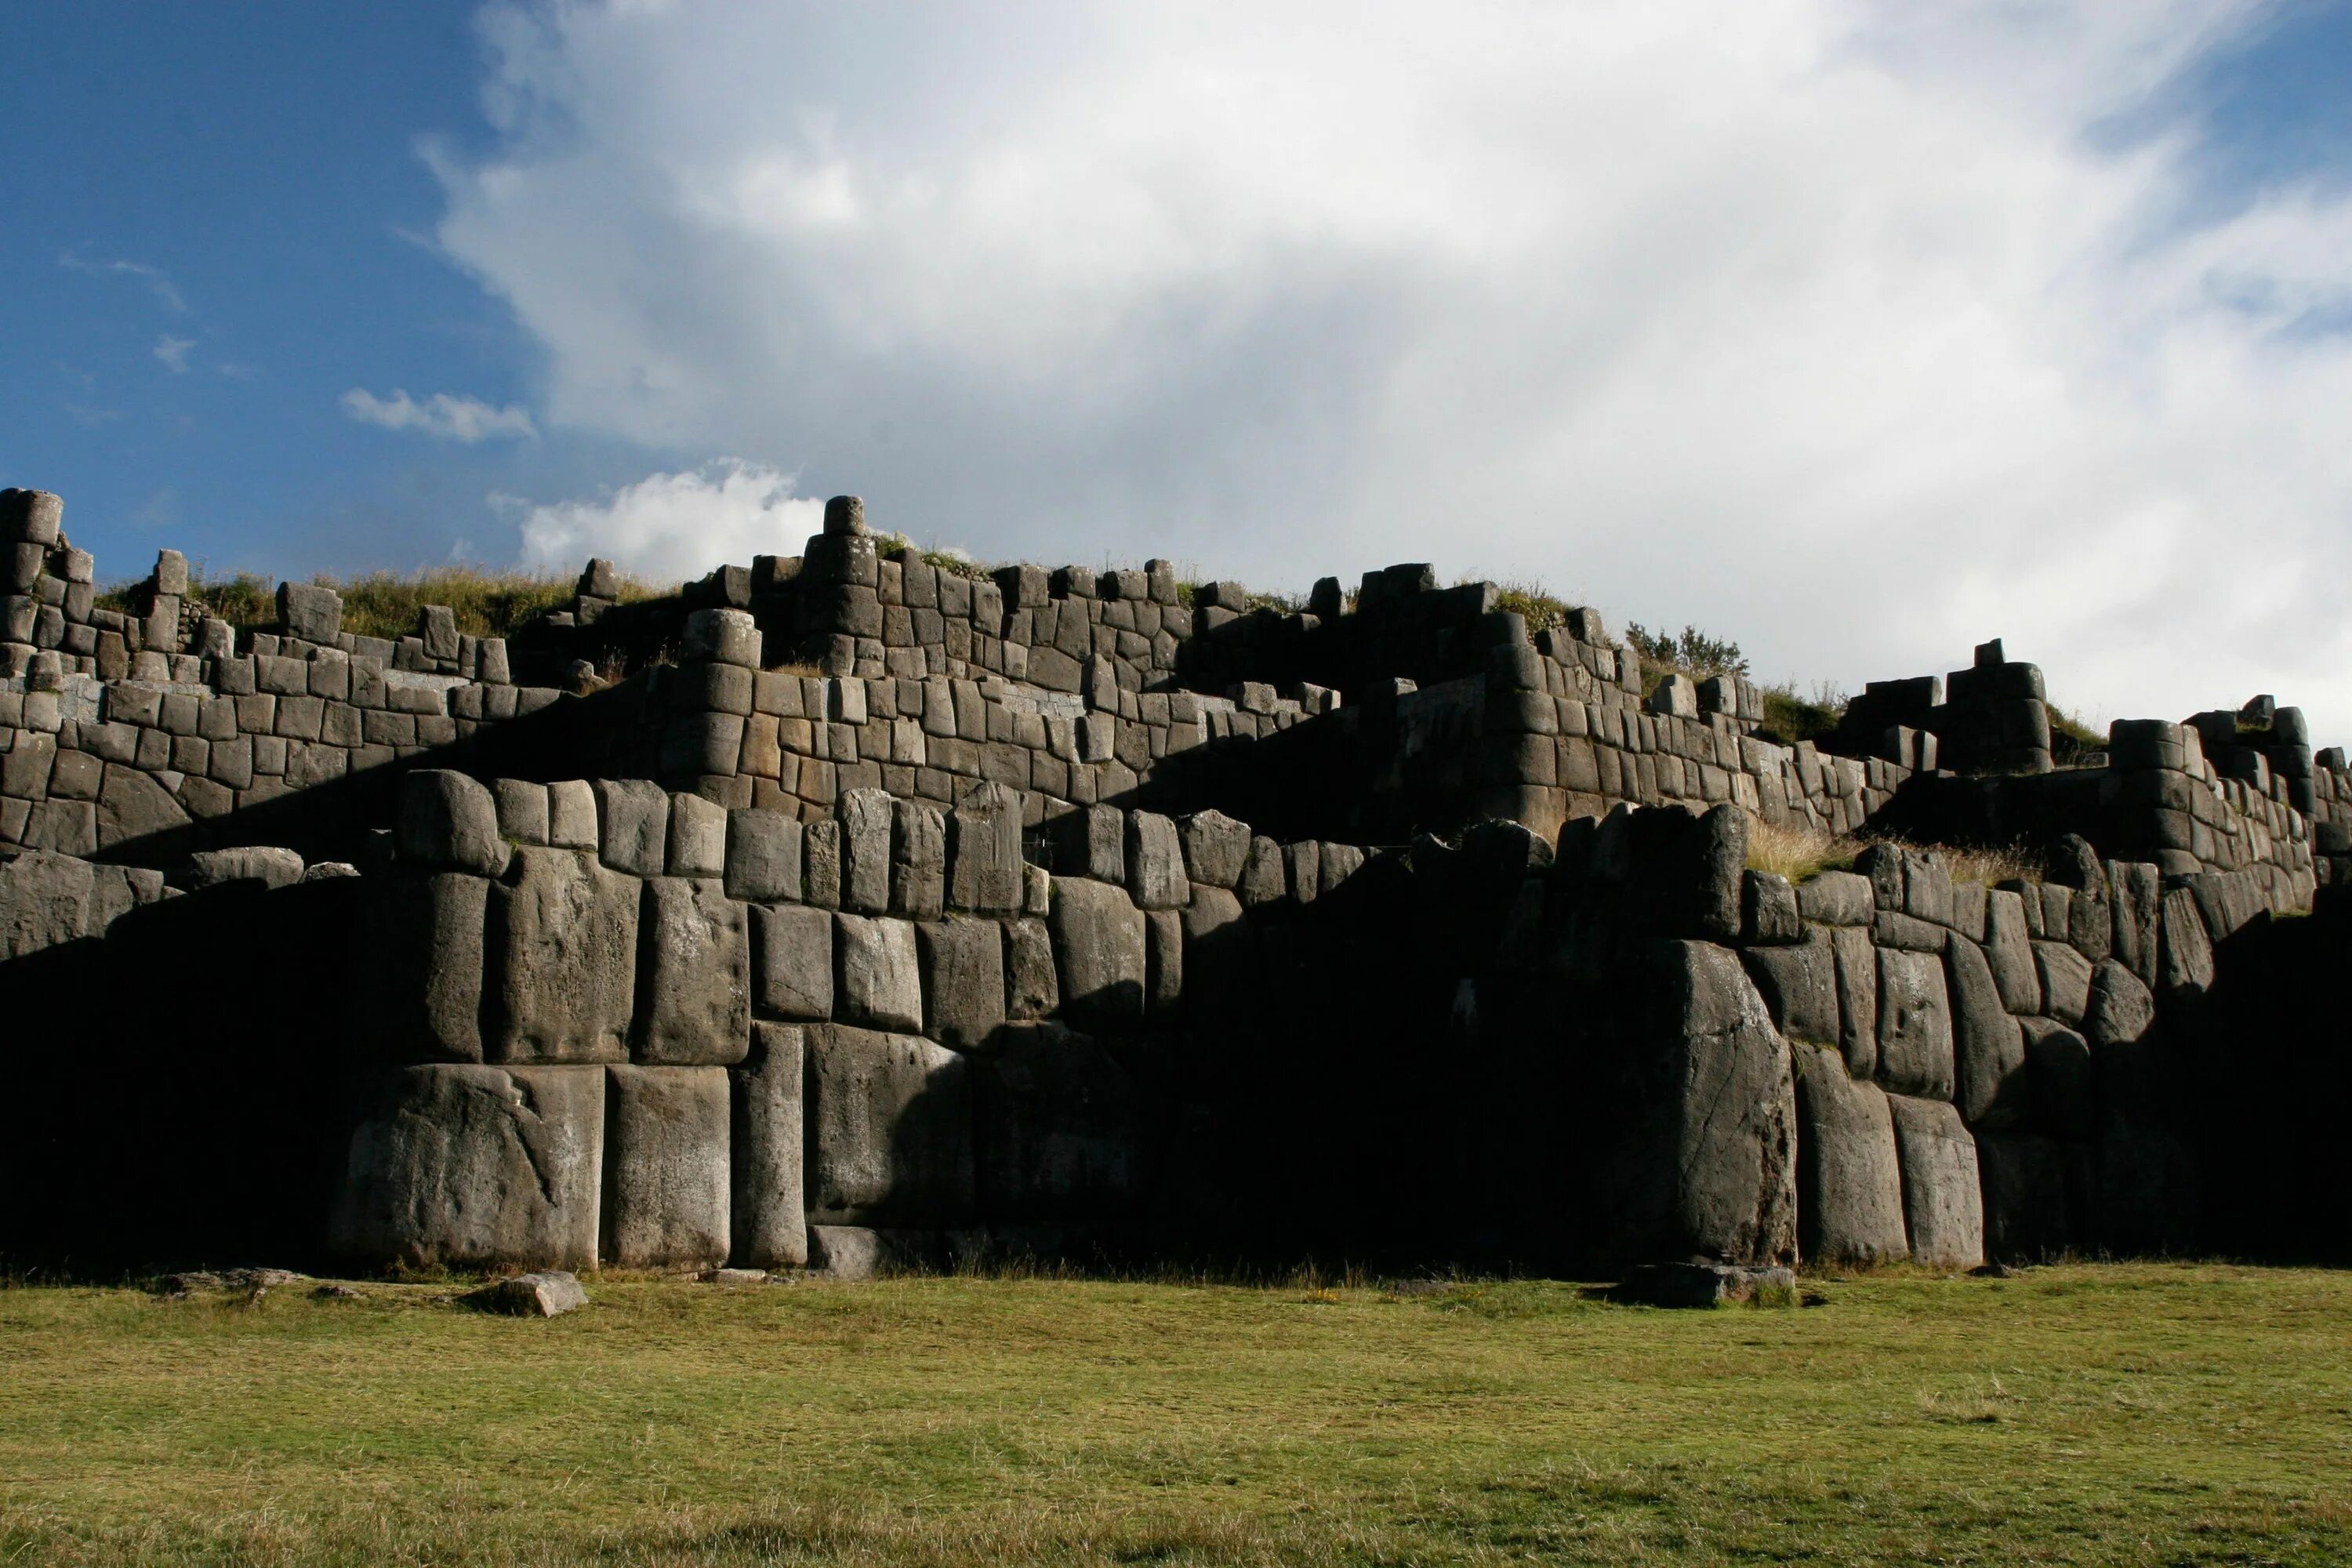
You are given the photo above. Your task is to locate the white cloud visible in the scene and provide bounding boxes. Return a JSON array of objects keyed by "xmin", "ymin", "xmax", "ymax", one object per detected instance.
[
  {"xmin": 154, "ymin": 336, "xmax": 196, "ymax": 373},
  {"xmin": 342, "ymin": 387, "xmax": 538, "ymax": 442},
  {"xmin": 434, "ymin": 0, "xmax": 2352, "ymax": 739},
  {"xmin": 60, "ymin": 252, "xmax": 185, "ymax": 313},
  {"xmin": 500, "ymin": 459, "xmax": 824, "ymax": 583}
]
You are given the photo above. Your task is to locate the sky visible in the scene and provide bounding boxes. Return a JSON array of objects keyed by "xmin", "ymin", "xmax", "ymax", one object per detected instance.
[{"xmin": 5, "ymin": 1, "xmax": 2351, "ymax": 739}]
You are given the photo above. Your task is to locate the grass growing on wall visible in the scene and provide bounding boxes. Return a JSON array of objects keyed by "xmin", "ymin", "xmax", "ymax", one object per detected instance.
[
  {"xmin": 1747, "ymin": 819, "xmax": 2046, "ymax": 887},
  {"xmin": 2, "ymin": 1264, "xmax": 2347, "ymax": 1566},
  {"xmin": 100, "ymin": 567, "xmax": 675, "ymax": 643}
]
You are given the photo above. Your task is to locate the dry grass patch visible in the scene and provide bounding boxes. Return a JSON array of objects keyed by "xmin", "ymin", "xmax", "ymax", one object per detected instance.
[{"xmin": 1747, "ymin": 818, "xmax": 2045, "ymax": 887}]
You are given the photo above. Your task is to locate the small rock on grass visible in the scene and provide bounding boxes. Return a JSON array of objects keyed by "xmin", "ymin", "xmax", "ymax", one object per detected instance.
[
  {"xmin": 464, "ymin": 1271, "xmax": 589, "ymax": 1317},
  {"xmin": 1611, "ymin": 1262, "xmax": 1798, "ymax": 1308},
  {"xmin": 701, "ymin": 1267, "xmax": 771, "ymax": 1285}
]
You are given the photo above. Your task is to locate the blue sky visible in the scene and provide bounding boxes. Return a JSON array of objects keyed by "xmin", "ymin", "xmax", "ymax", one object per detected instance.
[{"xmin": 5, "ymin": 2, "xmax": 2352, "ymax": 734}]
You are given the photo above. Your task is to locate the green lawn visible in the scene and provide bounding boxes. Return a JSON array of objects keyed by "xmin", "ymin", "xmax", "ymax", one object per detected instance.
[{"xmin": 2, "ymin": 1263, "xmax": 2347, "ymax": 1565}]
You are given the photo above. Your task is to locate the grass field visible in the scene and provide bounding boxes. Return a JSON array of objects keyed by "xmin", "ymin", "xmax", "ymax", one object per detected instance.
[{"xmin": 2, "ymin": 1263, "xmax": 2347, "ymax": 1566}]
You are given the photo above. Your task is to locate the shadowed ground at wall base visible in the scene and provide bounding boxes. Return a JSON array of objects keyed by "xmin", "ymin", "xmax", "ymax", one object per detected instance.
[{"xmin": 2, "ymin": 1264, "xmax": 2348, "ymax": 1567}]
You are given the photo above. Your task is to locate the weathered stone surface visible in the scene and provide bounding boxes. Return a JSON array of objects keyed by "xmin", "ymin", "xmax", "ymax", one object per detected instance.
[
  {"xmin": 1005, "ymin": 917, "xmax": 1058, "ymax": 1020},
  {"xmin": 594, "ymin": 779, "xmax": 670, "ymax": 877},
  {"xmin": 2034, "ymin": 940, "xmax": 2093, "ymax": 1026},
  {"xmin": 804, "ymin": 819, "xmax": 844, "ymax": 909},
  {"xmin": 805, "ymin": 1025, "xmax": 975, "ymax": 1224},
  {"xmin": 919, "ymin": 915, "xmax": 1007, "ymax": 1049},
  {"xmin": 806, "ymin": 1225, "xmax": 942, "ymax": 1279},
  {"xmin": 724, "ymin": 809, "xmax": 802, "ymax": 903},
  {"xmin": 1145, "ymin": 909, "xmax": 1182, "ymax": 1013},
  {"xmin": 840, "ymin": 789, "xmax": 894, "ymax": 913},
  {"xmin": 397, "ymin": 770, "xmax": 510, "ymax": 877},
  {"xmin": 976, "ymin": 1024, "xmax": 1139, "ymax": 1219},
  {"xmin": 2083, "ymin": 960, "xmax": 2155, "ymax": 1050},
  {"xmin": 0, "ymin": 848, "xmax": 93, "ymax": 957},
  {"xmin": 183, "ymin": 845, "xmax": 305, "ymax": 890},
  {"xmin": 1061, "ymin": 803, "xmax": 1124, "ymax": 883},
  {"xmin": 1982, "ymin": 887, "xmax": 2041, "ymax": 1014},
  {"xmin": 836, "ymin": 913, "xmax": 923, "ymax": 1032},
  {"xmin": 633, "ymin": 878, "xmax": 750, "ymax": 1065},
  {"xmin": 2108, "ymin": 861, "xmax": 2160, "ymax": 987},
  {"xmin": 946, "ymin": 781, "xmax": 1022, "ymax": 911},
  {"xmin": 1741, "ymin": 870, "xmax": 1802, "ymax": 944},
  {"xmin": 278, "ymin": 581, "xmax": 343, "ymax": 644},
  {"xmin": 1613, "ymin": 1262, "xmax": 1797, "ymax": 1308},
  {"xmin": 548, "ymin": 779, "xmax": 599, "ymax": 850},
  {"xmin": 330, "ymin": 1064, "xmax": 603, "ymax": 1271},
  {"xmin": 752, "ymin": 902, "xmax": 833, "ymax": 1020},
  {"xmin": 492, "ymin": 779, "xmax": 549, "ymax": 847},
  {"xmin": 603, "ymin": 1065, "xmax": 730, "ymax": 1269},
  {"xmin": 666, "ymin": 791, "xmax": 728, "ymax": 877},
  {"xmin": 1974, "ymin": 1131, "xmax": 2078, "ymax": 1261},
  {"xmin": 1874, "ymin": 946, "xmax": 1954, "ymax": 1100},
  {"xmin": 1792, "ymin": 1045, "xmax": 1908, "ymax": 1265},
  {"xmin": 1048, "ymin": 876, "xmax": 1147, "ymax": 1025},
  {"xmin": 358, "ymin": 870, "xmax": 488, "ymax": 1062},
  {"xmin": 1831, "ymin": 925, "xmax": 1878, "ymax": 1079},
  {"xmin": 1887, "ymin": 1094, "xmax": 1984, "ymax": 1269},
  {"xmin": 1796, "ymin": 870, "xmax": 1875, "ymax": 927},
  {"xmin": 94, "ymin": 763, "xmax": 191, "ymax": 850},
  {"xmin": 1237, "ymin": 835, "xmax": 1287, "ymax": 906},
  {"xmin": 891, "ymin": 797, "xmax": 947, "ymax": 920},
  {"xmin": 1600, "ymin": 941, "xmax": 1797, "ymax": 1267},
  {"xmin": 2020, "ymin": 1017, "xmax": 2095, "ymax": 1140},
  {"xmin": 1178, "ymin": 884, "xmax": 1250, "ymax": 1019},
  {"xmin": 731, "ymin": 1023, "xmax": 807, "ymax": 1269},
  {"xmin": 2157, "ymin": 887, "xmax": 2213, "ymax": 994},
  {"xmin": 1126, "ymin": 811, "xmax": 1189, "ymax": 911},
  {"xmin": 1947, "ymin": 935, "xmax": 2027, "ymax": 1129},
  {"xmin": 1178, "ymin": 810, "xmax": 1251, "ymax": 890},
  {"xmin": 485, "ymin": 847, "xmax": 637, "ymax": 1063},
  {"xmin": 465, "ymin": 1270, "xmax": 588, "ymax": 1316},
  {"xmin": 1738, "ymin": 928, "xmax": 1838, "ymax": 1046}
]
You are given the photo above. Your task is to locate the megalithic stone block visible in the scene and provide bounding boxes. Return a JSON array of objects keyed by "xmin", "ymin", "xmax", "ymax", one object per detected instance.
[
  {"xmin": 1945, "ymin": 934, "xmax": 2027, "ymax": 1129},
  {"xmin": 603, "ymin": 1064, "xmax": 730, "ymax": 1270},
  {"xmin": 1874, "ymin": 946, "xmax": 1954, "ymax": 1099},
  {"xmin": 1599, "ymin": 940, "xmax": 1797, "ymax": 1267},
  {"xmin": 919, "ymin": 915, "xmax": 1006, "ymax": 1050},
  {"xmin": 1793, "ymin": 1044, "xmax": 1909, "ymax": 1265},
  {"xmin": 841, "ymin": 788, "xmax": 893, "ymax": 913},
  {"xmin": 1887, "ymin": 1094, "xmax": 1984, "ymax": 1269},
  {"xmin": 975, "ymin": 1023, "xmax": 1141, "ymax": 1221},
  {"xmin": 753, "ymin": 902, "xmax": 833, "ymax": 1021},
  {"xmin": 1047, "ymin": 876, "xmax": 1146, "ymax": 1025},
  {"xmin": 633, "ymin": 877, "xmax": 751, "ymax": 1065},
  {"xmin": 731, "ymin": 1023, "xmax": 806, "ymax": 1269},
  {"xmin": 330, "ymin": 1063, "xmax": 604, "ymax": 1272},
  {"xmin": 891, "ymin": 797, "xmax": 946, "ymax": 920},
  {"xmin": 805, "ymin": 1024, "xmax": 975, "ymax": 1225},
  {"xmin": 485, "ymin": 847, "xmax": 637, "ymax": 1064},
  {"xmin": 356, "ymin": 869, "xmax": 489, "ymax": 1062},
  {"xmin": 397, "ymin": 770, "xmax": 510, "ymax": 877},
  {"xmin": 947, "ymin": 781, "xmax": 1023, "ymax": 911}
]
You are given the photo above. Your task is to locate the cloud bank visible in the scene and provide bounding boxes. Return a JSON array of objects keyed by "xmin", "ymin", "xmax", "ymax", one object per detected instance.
[
  {"xmin": 503, "ymin": 460, "xmax": 823, "ymax": 584},
  {"xmin": 342, "ymin": 387, "xmax": 537, "ymax": 442},
  {"xmin": 434, "ymin": 0, "xmax": 2352, "ymax": 735}
]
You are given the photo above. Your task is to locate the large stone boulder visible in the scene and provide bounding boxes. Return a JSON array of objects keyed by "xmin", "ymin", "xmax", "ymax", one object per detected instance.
[
  {"xmin": 354, "ymin": 870, "xmax": 488, "ymax": 1062},
  {"xmin": 603, "ymin": 1065, "xmax": 730, "ymax": 1269},
  {"xmin": 1974, "ymin": 1131, "xmax": 2079, "ymax": 1261},
  {"xmin": 0, "ymin": 848, "xmax": 93, "ymax": 958},
  {"xmin": 975, "ymin": 1024, "xmax": 1142, "ymax": 1221},
  {"xmin": 836, "ymin": 913, "xmax": 923, "ymax": 1032},
  {"xmin": 1792, "ymin": 1044, "xmax": 1908, "ymax": 1265},
  {"xmin": 805, "ymin": 1025, "xmax": 975, "ymax": 1225},
  {"xmin": 752, "ymin": 902, "xmax": 833, "ymax": 1020},
  {"xmin": 1874, "ymin": 946, "xmax": 1954, "ymax": 1100},
  {"xmin": 1599, "ymin": 940, "xmax": 1797, "ymax": 1266},
  {"xmin": 946, "ymin": 782, "xmax": 1023, "ymax": 912},
  {"xmin": 1946, "ymin": 935, "xmax": 2027, "ymax": 1128},
  {"xmin": 919, "ymin": 915, "xmax": 1007, "ymax": 1049},
  {"xmin": 397, "ymin": 770, "xmax": 510, "ymax": 877},
  {"xmin": 484, "ymin": 848, "xmax": 637, "ymax": 1063},
  {"xmin": 1048, "ymin": 877, "xmax": 1146, "ymax": 1025},
  {"xmin": 1887, "ymin": 1094, "xmax": 1984, "ymax": 1269},
  {"xmin": 730, "ymin": 1023, "xmax": 806, "ymax": 1269},
  {"xmin": 329, "ymin": 1064, "xmax": 604, "ymax": 1271},
  {"xmin": 633, "ymin": 878, "xmax": 750, "ymax": 1065},
  {"xmin": 1739, "ymin": 928, "xmax": 1838, "ymax": 1047}
]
